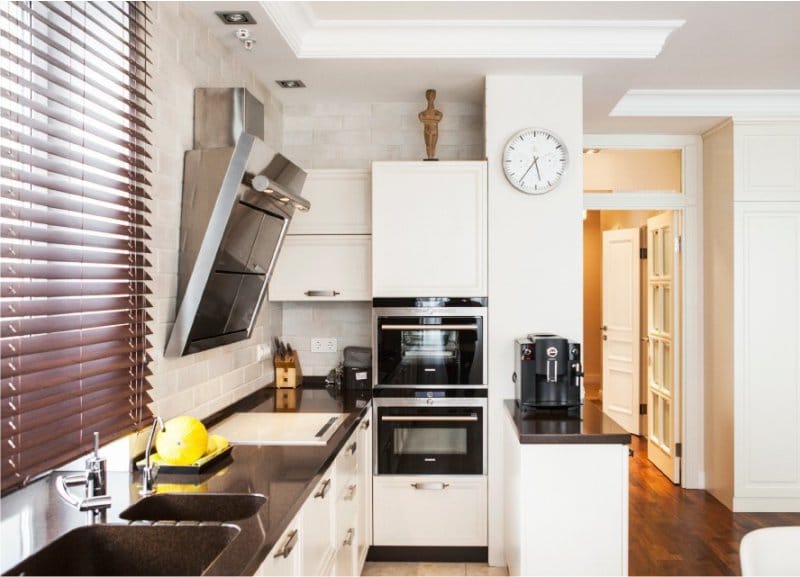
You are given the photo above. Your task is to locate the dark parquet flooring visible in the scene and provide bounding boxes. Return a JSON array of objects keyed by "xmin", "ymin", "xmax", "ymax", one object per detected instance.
[{"xmin": 628, "ymin": 435, "xmax": 800, "ymax": 575}]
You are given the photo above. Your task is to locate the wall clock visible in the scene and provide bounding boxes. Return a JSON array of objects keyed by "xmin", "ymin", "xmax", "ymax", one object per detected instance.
[{"xmin": 503, "ymin": 128, "xmax": 568, "ymax": 194}]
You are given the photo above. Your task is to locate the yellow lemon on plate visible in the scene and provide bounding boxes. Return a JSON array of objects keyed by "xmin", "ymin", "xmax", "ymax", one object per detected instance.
[
  {"xmin": 155, "ymin": 416, "xmax": 208, "ymax": 465},
  {"xmin": 206, "ymin": 434, "xmax": 229, "ymax": 456}
]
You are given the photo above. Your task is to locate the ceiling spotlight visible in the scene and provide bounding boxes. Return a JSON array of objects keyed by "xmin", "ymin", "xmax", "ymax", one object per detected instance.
[
  {"xmin": 276, "ymin": 80, "xmax": 306, "ymax": 89},
  {"xmin": 583, "ymin": 148, "xmax": 601, "ymax": 155},
  {"xmin": 216, "ymin": 11, "xmax": 257, "ymax": 25}
]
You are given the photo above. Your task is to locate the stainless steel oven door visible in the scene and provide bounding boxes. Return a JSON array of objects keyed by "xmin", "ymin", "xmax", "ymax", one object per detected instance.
[
  {"xmin": 373, "ymin": 397, "xmax": 487, "ymax": 475},
  {"xmin": 372, "ymin": 307, "xmax": 487, "ymax": 388}
]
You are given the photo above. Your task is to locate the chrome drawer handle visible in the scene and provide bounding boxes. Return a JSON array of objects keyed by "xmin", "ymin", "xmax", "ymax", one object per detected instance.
[
  {"xmin": 343, "ymin": 528, "xmax": 355, "ymax": 547},
  {"xmin": 274, "ymin": 529, "xmax": 299, "ymax": 559},
  {"xmin": 304, "ymin": 290, "xmax": 340, "ymax": 297},
  {"xmin": 381, "ymin": 415, "xmax": 478, "ymax": 422},
  {"xmin": 348, "ymin": 441, "xmax": 357, "ymax": 455},
  {"xmin": 381, "ymin": 324, "xmax": 477, "ymax": 331},
  {"xmin": 314, "ymin": 478, "xmax": 331, "ymax": 499},
  {"xmin": 411, "ymin": 482, "xmax": 450, "ymax": 490},
  {"xmin": 344, "ymin": 483, "xmax": 357, "ymax": 501},
  {"xmin": 361, "ymin": 419, "xmax": 370, "ymax": 430}
]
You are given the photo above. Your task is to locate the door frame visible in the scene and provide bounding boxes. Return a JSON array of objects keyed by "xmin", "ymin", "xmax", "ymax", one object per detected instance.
[{"xmin": 583, "ymin": 134, "xmax": 703, "ymax": 490}]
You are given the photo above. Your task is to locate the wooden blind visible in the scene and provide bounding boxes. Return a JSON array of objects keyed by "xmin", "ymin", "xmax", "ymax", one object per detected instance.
[{"xmin": 0, "ymin": 1, "xmax": 153, "ymax": 493}]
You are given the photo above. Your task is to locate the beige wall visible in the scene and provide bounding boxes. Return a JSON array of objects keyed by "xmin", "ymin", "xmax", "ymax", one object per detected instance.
[
  {"xmin": 702, "ymin": 120, "xmax": 735, "ymax": 509},
  {"xmin": 145, "ymin": 2, "xmax": 284, "ymax": 426},
  {"xmin": 582, "ymin": 211, "xmax": 602, "ymax": 396},
  {"xmin": 584, "ymin": 149, "xmax": 682, "ymax": 193}
]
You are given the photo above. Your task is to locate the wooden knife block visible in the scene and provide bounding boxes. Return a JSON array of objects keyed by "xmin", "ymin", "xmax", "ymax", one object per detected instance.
[{"xmin": 275, "ymin": 351, "xmax": 302, "ymax": 389}]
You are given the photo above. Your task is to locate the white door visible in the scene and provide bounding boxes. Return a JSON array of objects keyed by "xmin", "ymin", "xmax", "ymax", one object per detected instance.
[
  {"xmin": 601, "ymin": 228, "xmax": 641, "ymax": 434},
  {"xmin": 646, "ymin": 211, "xmax": 681, "ymax": 483}
]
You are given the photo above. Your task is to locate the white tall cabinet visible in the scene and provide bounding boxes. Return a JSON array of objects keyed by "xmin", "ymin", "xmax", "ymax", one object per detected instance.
[
  {"xmin": 371, "ymin": 161, "xmax": 487, "ymax": 297},
  {"xmin": 704, "ymin": 119, "xmax": 800, "ymax": 512}
]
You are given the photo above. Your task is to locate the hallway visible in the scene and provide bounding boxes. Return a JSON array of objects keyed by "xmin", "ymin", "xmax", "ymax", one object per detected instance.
[{"xmin": 629, "ymin": 435, "xmax": 800, "ymax": 575}]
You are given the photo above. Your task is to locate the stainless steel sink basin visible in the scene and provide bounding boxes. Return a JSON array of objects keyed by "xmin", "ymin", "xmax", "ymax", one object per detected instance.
[
  {"xmin": 120, "ymin": 492, "xmax": 267, "ymax": 522},
  {"xmin": 3, "ymin": 524, "xmax": 239, "ymax": 576}
]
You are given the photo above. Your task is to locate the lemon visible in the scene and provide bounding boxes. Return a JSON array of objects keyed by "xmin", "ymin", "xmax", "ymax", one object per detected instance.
[
  {"xmin": 206, "ymin": 434, "xmax": 229, "ymax": 456},
  {"xmin": 155, "ymin": 416, "xmax": 208, "ymax": 465}
]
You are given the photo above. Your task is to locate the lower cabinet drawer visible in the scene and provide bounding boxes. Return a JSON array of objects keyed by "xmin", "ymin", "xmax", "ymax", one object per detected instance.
[{"xmin": 373, "ymin": 476, "xmax": 487, "ymax": 547}]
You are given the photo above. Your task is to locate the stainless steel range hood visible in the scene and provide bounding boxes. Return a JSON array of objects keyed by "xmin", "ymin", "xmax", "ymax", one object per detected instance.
[{"xmin": 165, "ymin": 87, "xmax": 309, "ymax": 357}]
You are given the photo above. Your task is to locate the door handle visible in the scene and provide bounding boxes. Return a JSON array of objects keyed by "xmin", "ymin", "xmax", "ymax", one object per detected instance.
[
  {"xmin": 274, "ymin": 529, "xmax": 299, "ymax": 558},
  {"xmin": 313, "ymin": 478, "xmax": 331, "ymax": 499},
  {"xmin": 602, "ymin": 325, "xmax": 608, "ymax": 331},
  {"xmin": 381, "ymin": 324, "xmax": 477, "ymax": 331},
  {"xmin": 304, "ymin": 290, "xmax": 340, "ymax": 297},
  {"xmin": 381, "ymin": 415, "xmax": 478, "ymax": 422}
]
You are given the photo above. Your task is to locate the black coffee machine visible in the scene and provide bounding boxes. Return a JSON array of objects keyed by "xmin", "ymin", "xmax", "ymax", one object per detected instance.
[{"xmin": 513, "ymin": 334, "xmax": 583, "ymax": 414}]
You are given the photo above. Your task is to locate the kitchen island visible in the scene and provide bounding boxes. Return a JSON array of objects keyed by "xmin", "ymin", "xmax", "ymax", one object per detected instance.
[
  {"xmin": 1, "ymin": 383, "xmax": 371, "ymax": 576},
  {"xmin": 503, "ymin": 400, "xmax": 631, "ymax": 576}
]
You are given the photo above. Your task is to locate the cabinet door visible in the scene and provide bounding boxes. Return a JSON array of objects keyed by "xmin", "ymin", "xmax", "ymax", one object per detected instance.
[
  {"xmin": 357, "ymin": 417, "xmax": 372, "ymax": 571},
  {"xmin": 302, "ymin": 472, "xmax": 336, "ymax": 575},
  {"xmin": 289, "ymin": 170, "xmax": 371, "ymax": 235},
  {"xmin": 259, "ymin": 514, "xmax": 303, "ymax": 576},
  {"xmin": 269, "ymin": 235, "xmax": 371, "ymax": 301},
  {"xmin": 373, "ymin": 476, "xmax": 487, "ymax": 546},
  {"xmin": 372, "ymin": 161, "xmax": 487, "ymax": 297}
]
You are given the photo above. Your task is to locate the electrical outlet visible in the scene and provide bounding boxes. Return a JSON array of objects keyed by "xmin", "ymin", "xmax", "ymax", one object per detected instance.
[
  {"xmin": 256, "ymin": 343, "xmax": 271, "ymax": 362},
  {"xmin": 311, "ymin": 338, "xmax": 337, "ymax": 353}
]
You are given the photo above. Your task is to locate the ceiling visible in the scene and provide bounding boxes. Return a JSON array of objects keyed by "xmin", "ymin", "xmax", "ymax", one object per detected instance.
[{"xmin": 186, "ymin": 2, "xmax": 800, "ymax": 134}]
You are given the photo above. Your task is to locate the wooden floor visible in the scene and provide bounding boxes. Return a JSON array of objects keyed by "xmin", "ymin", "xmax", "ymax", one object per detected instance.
[{"xmin": 629, "ymin": 434, "xmax": 800, "ymax": 575}]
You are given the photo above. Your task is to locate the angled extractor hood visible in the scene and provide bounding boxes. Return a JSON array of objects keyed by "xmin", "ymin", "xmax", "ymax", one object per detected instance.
[{"xmin": 166, "ymin": 87, "xmax": 310, "ymax": 357}]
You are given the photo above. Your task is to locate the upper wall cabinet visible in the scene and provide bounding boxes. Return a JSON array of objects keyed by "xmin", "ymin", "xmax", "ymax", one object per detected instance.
[
  {"xmin": 372, "ymin": 162, "xmax": 487, "ymax": 297},
  {"xmin": 289, "ymin": 170, "xmax": 371, "ymax": 234},
  {"xmin": 270, "ymin": 170, "xmax": 371, "ymax": 302},
  {"xmin": 735, "ymin": 122, "xmax": 800, "ymax": 202}
]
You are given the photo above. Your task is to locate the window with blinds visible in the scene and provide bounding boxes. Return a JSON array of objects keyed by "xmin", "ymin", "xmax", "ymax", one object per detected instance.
[{"xmin": 0, "ymin": 1, "xmax": 153, "ymax": 493}]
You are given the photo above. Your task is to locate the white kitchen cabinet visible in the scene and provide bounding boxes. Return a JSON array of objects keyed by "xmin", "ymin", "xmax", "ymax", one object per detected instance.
[
  {"xmin": 372, "ymin": 476, "xmax": 487, "ymax": 547},
  {"xmin": 258, "ymin": 513, "xmax": 303, "ymax": 576},
  {"xmin": 356, "ymin": 416, "xmax": 372, "ymax": 569},
  {"xmin": 302, "ymin": 472, "xmax": 337, "ymax": 575},
  {"xmin": 371, "ymin": 161, "xmax": 487, "ymax": 297},
  {"xmin": 269, "ymin": 235, "xmax": 371, "ymax": 301},
  {"xmin": 260, "ymin": 412, "xmax": 372, "ymax": 577},
  {"xmin": 503, "ymin": 412, "xmax": 629, "ymax": 576},
  {"xmin": 289, "ymin": 170, "xmax": 371, "ymax": 235}
]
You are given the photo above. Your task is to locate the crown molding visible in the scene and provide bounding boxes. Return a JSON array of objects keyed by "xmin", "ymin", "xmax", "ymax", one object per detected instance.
[
  {"xmin": 612, "ymin": 90, "xmax": 800, "ymax": 118},
  {"xmin": 261, "ymin": 2, "xmax": 684, "ymax": 59}
]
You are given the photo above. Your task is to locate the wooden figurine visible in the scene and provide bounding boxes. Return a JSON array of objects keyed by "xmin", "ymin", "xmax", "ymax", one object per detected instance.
[{"xmin": 418, "ymin": 89, "xmax": 443, "ymax": 160}]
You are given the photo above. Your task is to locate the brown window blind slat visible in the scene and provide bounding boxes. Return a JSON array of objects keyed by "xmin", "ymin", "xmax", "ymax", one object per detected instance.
[
  {"xmin": 2, "ymin": 280, "xmax": 151, "ymax": 299},
  {"xmin": 1, "ymin": 1, "xmax": 152, "ymax": 494},
  {"xmin": 4, "ymin": 324, "xmax": 152, "ymax": 359}
]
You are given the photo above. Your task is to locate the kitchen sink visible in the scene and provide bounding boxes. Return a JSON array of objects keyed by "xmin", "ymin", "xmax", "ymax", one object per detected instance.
[
  {"xmin": 120, "ymin": 492, "xmax": 266, "ymax": 522},
  {"xmin": 3, "ymin": 524, "xmax": 239, "ymax": 576}
]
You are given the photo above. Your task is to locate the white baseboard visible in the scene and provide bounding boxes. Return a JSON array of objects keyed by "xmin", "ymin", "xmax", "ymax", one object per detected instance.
[{"xmin": 733, "ymin": 496, "xmax": 800, "ymax": 513}]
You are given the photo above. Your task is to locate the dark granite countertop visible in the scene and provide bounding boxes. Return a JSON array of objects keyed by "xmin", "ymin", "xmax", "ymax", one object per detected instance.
[
  {"xmin": 505, "ymin": 399, "xmax": 631, "ymax": 445},
  {"xmin": 1, "ymin": 382, "xmax": 372, "ymax": 576}
]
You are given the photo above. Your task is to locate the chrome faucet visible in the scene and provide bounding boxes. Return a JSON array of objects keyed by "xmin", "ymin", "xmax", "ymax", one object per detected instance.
[
  {"xmin": 140, "ymin": 416, "xmax": 165, "ymax": 496},
  {"xmin": 55, "ymin": 432, "xmax": 111, "ymax": 524}
]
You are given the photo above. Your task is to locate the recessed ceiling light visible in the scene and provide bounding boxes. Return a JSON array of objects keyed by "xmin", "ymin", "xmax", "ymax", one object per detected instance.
[
  {"xmin": 216, "ymin": 11, "xmax": 256, "ymax": 25},
  {"xmin": 276, "ymin": 80, "xmax": 306, "ymax": 89}
]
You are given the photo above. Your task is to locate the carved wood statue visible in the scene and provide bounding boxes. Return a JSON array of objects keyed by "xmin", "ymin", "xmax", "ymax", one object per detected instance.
[{"xmin": 418, "ymin": 89, "xmax": 443, "ymax": 160}]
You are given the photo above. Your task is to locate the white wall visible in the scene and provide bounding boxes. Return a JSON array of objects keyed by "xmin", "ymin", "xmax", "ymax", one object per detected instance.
[
  {"xmin": 283, "ymin": 101, "xmax": 484, "ymax": 170},
  {"xmin": 485, "ymin": 76, "xmax": 584, "ymax": 565},
  {"xmin": 146, "ymin": 2, "xmax": 283, "ymax": 426},
  {"xmin": 702, "ymin": 120, "xmax": 735, "ymax": 509}
]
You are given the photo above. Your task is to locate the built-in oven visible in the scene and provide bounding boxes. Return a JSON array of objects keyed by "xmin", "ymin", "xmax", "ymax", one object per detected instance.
[
  {"xmin": 372, "ymin": 297, "xmax": 487, "ymax": 388},
  {"xmin": 373, "ymin": 393, "xmax": 487, "ymax": 475}
]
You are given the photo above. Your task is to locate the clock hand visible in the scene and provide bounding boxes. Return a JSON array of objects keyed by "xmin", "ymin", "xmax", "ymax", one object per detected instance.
[
  {"xmin": 520, "ymin": 156, "xmax": 538, "ymax": 182},
  {"xmin": 533, "ymin": 156, "xmax": 542, "ymax": 181}
]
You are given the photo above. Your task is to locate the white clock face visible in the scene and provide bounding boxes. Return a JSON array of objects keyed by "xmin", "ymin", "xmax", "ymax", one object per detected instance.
[{"xmin": 503, "ymin": 128, "xmax": 568, "ymax": 194}]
